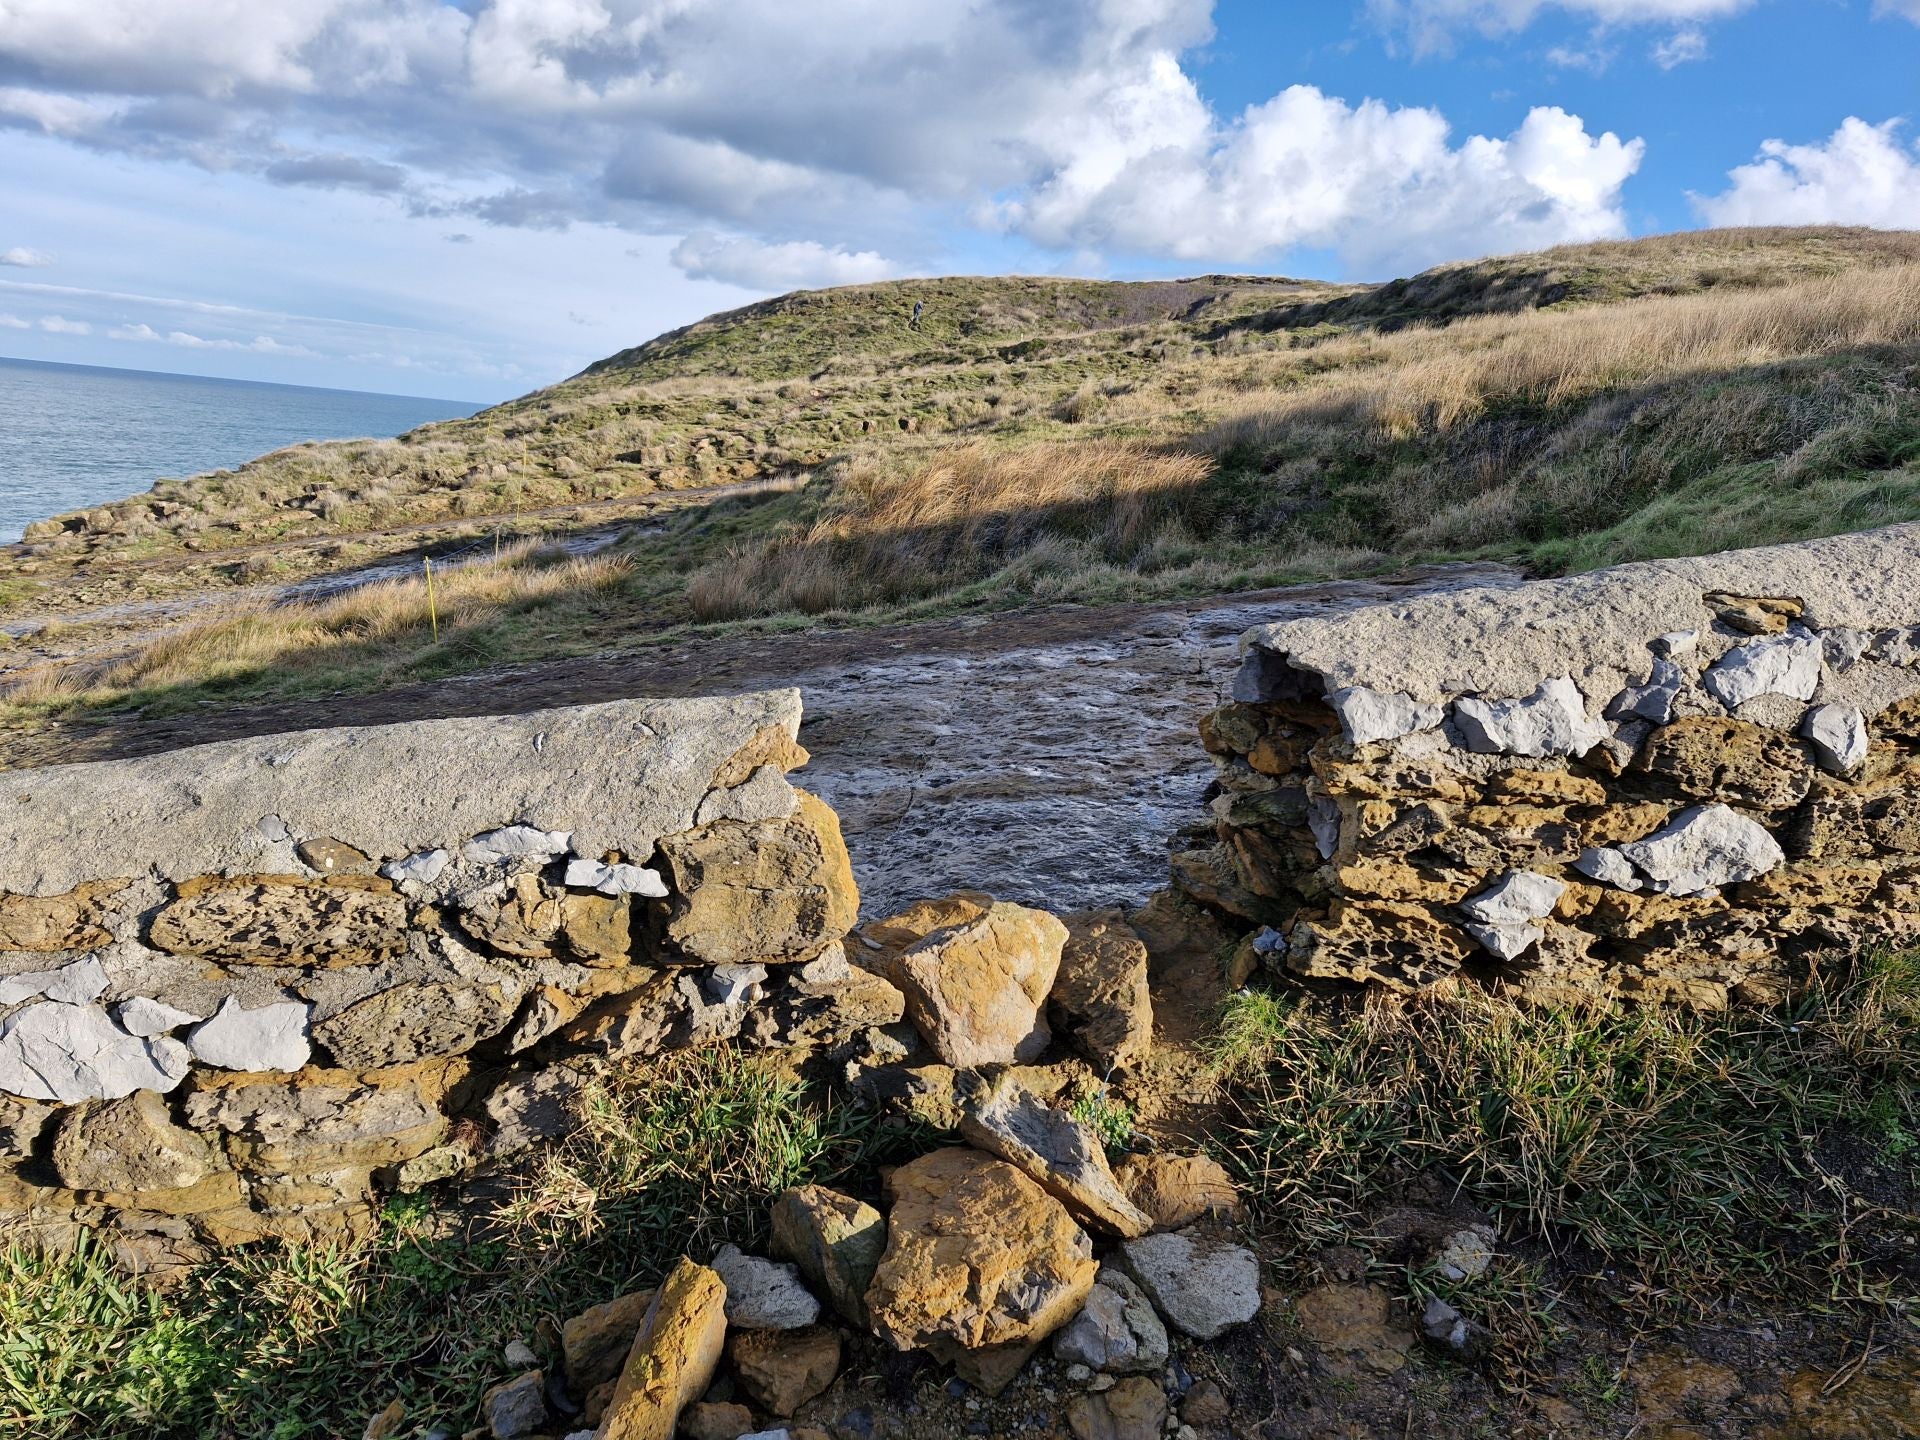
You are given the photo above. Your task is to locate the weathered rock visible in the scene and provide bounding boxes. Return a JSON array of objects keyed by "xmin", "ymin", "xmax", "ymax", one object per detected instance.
[
  {"xmin": 50, "ymin": 1090, "xmax": 219, "ymax": 1193},
  {"xmin": 727, "ymin": 1325, "xmax": 841, "ymax": 1416},
  {"xmin": 956, "ymin": 1073, "xmax": 1151, "ymax": 1237},
  {"xmin": 711, "ymin": 1245, "xmax": 821, "ymax": 1329},
  {"xmin": 1607, "ymin": 657, "xmax": 1690, "ymax": 724},
  {"xmin": 1111, "ymin": 1153, "xmax": 1240, "ymax": 1232},
  {"xmin": 1634, "ymin": 716, "xmax": 1813, "ymax": 809},
  {"xmin": 1432, "ymin": 1224, "xmax": 1497, "ymax": 1281},
  {"xmin": 885, "ymin": 901, "xmax": 1067, "ymax": 1067},
  {"xmin": 1049, "ymin": 913, "xmax": 1153, "ymax": 1074},
  {"xmin": 555, "ymin": 974, "xmax": 683, "ymax": 1061},
  {"xmin": 0, "ymin": 1002, "xmax": 192, "ymax": 1102},
  {"xmin": 696, "ymin": 765, "xmax": 799, "ymax": 826},
  {"xmin": 1703, "ymin": 631, "xmax": 1822, "ymax": 708},
  {"xmin": 865, "ymin": 1147, "xmax": 1096, "ymax": 1358},
  {"xmin": 1572, "ymin": 846, "xmax": 1642, "ymax": 891},
  {"xmin": 1065, "ymin": 1375, "xmax": 1168, "ymax": 1440},
  {"xmin": 680, "ymin": 1401, "xmax": 755, "ymax": 1440},
  {"xmin": 1802, "ymin": 704, "xmax": 1869, "ymax": 774},
  {"xmin": 1286, "ymin": 899, "xmax": 1473, "ymax": 990},
  {"xmin": 1117, "ymin": 1229, "xmax": 1261, "ymax": 1340},
  {"xmin": 596, "ymin": 1258, "xmax": 729, "ymax": 1440},
  {"xmin": 0, "ymin": 884, "xmax": 117, "ymax": 952},
  {"xmin": 1459, "ymin": 871, "xmax": 1565, "ymax": 926},
  {"xmin": 768, "ymin": 1185, "xmax": 886, "ymax": 1329},
  {"xmin": 773, "ymin": 946, "xmax": 906, "ymax": 1050},
  {"xmin": 148, "ymin": 880, "xmax": 407, "ymax": 963},
  {"xmin": 654, "ymin": 792, "xmax": 858, "ymax": 966},
  {"xmin": 1453, "ymin": 679, "xmax": 1608, "ymax": 758},
  {"xmin": 1618, "ymin": 805, "xmax": 1785, "ymax": 895},
  {"xmin": 480, "ymin": 1369, "xmax": 548, "ymax": 1439},
  {"xmin": 484, "ymin": 1063, "xmax": 593, "ymax": 1155},
  {"xmin": 1050, "ymin": 1267, "xmax": 1168, "ymax": 1375},
  {"xmin": 1326, "ymin": 686, "xmax": 1443, "ymax": 745},
  {"xmin": 313, "ymin": 981, "xmax": 516, "ymax": 1069},
  {"xmin": 561, "ymin": 1288, "xmax": 657, "ymax": 1394},
  {"xmin": 184, "ymin": 1078, "xmax": 446, "ymax": 1174},
  {"xmin": 187, "ymin": 996, "xmax": 312, "ymax": 1072}
]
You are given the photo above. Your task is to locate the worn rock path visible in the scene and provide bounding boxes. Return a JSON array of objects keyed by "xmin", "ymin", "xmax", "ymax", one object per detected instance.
[{"xmin": 0, "ymin": 565, "xmax": 1514, "ymax": 917}]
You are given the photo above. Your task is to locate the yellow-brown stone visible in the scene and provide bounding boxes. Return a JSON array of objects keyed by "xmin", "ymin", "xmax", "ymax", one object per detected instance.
[
  {"xmin": 1486, "ymin": 769, "xmax": 1607, "ymax": 806},
  {"xmin": 0, "ymin": 880, "xmax": 123, "ymax": 952},
  {"xmin": 1332, "ymin": 859, "xmax": 1470, "ymax": 904},
  {"xmin": 594, "ymin": 1258, "xmax": 729, "ymax": 1440},
  {"xmin": 1733, "ymin": 862, "xmax": 1882, "ymax": 909},
  {"xmin": 1286, "ymin": 898, "xmax": 1473, "ymax": 990},
  {"xmin": 714, "ymin": 722, "xmax": 811, "ymax": 786},
  {"xmin": 148, "ymin": 877, "xmax": 407, "ymax": 964},
  {"xmin": 1633, "ymin": 716, "xmax": 1812, "ymax": 811}
]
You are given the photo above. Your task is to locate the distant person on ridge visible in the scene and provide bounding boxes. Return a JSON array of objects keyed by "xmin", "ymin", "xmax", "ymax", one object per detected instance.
[{"xmin": 910, "ymin": 299, "xmax": 924, "ymax": 331}]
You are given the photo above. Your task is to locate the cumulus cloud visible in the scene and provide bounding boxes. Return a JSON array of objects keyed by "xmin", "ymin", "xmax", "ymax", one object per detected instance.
[
  {"xmin": 670, "ymin": 233, "xmax": 898, "ymax": 291},
  {"xmin": 38, "ymin": 314, "xmax": 89, "ymax": 333},
  {"xmin": 1693, "ymin": 117, "xmax": 1920, "ymax": 228},
  {"xmin": 0, "ymin": 246, "xmax": 53, "ymax": 266},
  {"xmin": 1649, "ymin": 27, "xmax": 1708, "ymax": 65}
]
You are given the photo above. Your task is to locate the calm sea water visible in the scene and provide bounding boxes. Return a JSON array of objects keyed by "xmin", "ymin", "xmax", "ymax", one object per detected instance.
[{"xmin": 0, "ymin": 356, "xmax": 482, "ymax": 542}]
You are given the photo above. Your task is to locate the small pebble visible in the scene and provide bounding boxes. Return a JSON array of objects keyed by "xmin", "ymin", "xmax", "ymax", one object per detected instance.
[
  {"xmin": 1066, "ymin": 1364, "xmax": 1092, "ymax": 1384},
  {"xmin": 503, "ymin": 1339, "xmax": 537, "ymax": 1369},
  {"xmin": 1089, "ymin": 1374, "xmax": 1115, "ymax": 1392}
]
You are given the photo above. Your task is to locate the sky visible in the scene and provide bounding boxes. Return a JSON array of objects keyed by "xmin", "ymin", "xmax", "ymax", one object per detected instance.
[{"xmin": 0, "ymin": 1, "xmax": 1916, "ymax": 404}]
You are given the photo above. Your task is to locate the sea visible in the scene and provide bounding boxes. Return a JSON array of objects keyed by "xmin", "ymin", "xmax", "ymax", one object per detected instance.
[{"xmin": 0, "ymin": 356, "xmax": 484, "ymax": 543}]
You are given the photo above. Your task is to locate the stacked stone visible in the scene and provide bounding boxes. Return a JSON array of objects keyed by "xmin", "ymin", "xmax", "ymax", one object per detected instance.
[
  {"xmin": 0, "ymin": 692, "xmax": 894, "ymax": 1267},
  {"xmin": 1176, "ymin": 525, "xmax": 1920, "ymax": 1008}
]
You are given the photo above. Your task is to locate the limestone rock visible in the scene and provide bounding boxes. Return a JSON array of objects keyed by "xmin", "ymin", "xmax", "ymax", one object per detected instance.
[
  {"xmin": 563, "ymin": 858, "xmax": 668, "ymax": 897},
  {"xmin": 381, "ymin": 849, "xmax": 449, "ymax": 887},
  {"xmin": 1286, "ymin": 899, "xmax": 1473, "ymax": 991},
  {"xmin": 313, "ymin": 981, "xmax": 516, "ymax": 1069},
  {"xmin": 865, "ymin": 1147, "xmax": 1096, "ymax": 1357},
  {"xmin": 1065, "ymin": 1375, "xmax": 1168, "ymax": 1440},
  {"xmin": 1049, "ymin": 913, "xmax": 1153, "ymax": 1074},
  {"xmin": 0, "ymin": 955, "xmax": 108, "ymax": 1006},
  {"xmin": 1117, "ymin": 1229, "xmax": 1261, "ymax": 1340},
  {"xmin": 1619, "ymin": 805, "xmax": 1785, "ymax": 895},
  {"xmin": 481, "ymin": 1369, "xmax": 548, "ymax": 1439},
  {"xmin": 555, "ymin": 974, "xmax": 682, "ymax": 1061},
  {"xmin": 148, "ymin": 880, "xmax": 407, "ymax": 963},
  {"xmin": 1703, "ymin": 632, "xmax": 1822, "ymax": 708},
  {"xmin": 680, "ymin": 1401, "xmax": 754, "ymax": 1440},
  {"xmin": 1453, "ymin": 678, "xmax": 1608, "ymax": 758},
  {"xmin": 711, "ymin": 1244, "xmax": 821, "ymax": 1329},
  {"xmin": 50, "ymin": 1090, "xmax": 218, "ymax": 1193},
  {"xmin": 562, "ymin": 1288, "xmax": 657, "ymax": 1394},
  {"xmin": 115, "ymin": 996, "xmax": 204, "ymax": 1037},
  {"xmin": 728, "ymin": 1325, "xmax": 842, "ymax": 1416},
  {"xmin": 1459, "ymin": 871, "xmax": 1564, "ymax": 926},
  {"xmin": 1634, "ymin": 716, "xmax": 1812, "ymax": 810},
  {"xmin": 1802, "ymin": 704, "xmax": 1869, "ymax": 774},
  {"xmin": 596, "ymin": 1258, "xmax": 729, "ymax": 1440},
  {"xmin": 769, "ymin": 1184, "xmax": 886, "ymax": 1328},
  {"xmin": 957, "ymin": 1073, "xmax": 1151, "ymax": 1237},
  {"xmin": 1326, "ymin": 686, "xmax": 1443, "ymax": 745},
  {"xmin": 457, "ymin": 873, "xmax": 567, "ymax": 958},
  {"xmin": 1607, "ymin": 657, "xmax": 1689, "ymax": 724},
  {"xmin": 695, "ymin": 765, "xmax": 799, "ymax": 826},
  {"xmin": 484, "ymin": 1063, "xmax": 593, "ymax": 1155},
  {"xmin": 1573, "ymin": 846, "xmax": 1642, "ymax": 891},
  {"xmin": 654, "ymin": 792, "xmax": 858, "ymax": 966},
  {"xmin": 1051, "ymin": 1268, "xmax": 1168, "ymax": 1375},
  {"xmin": 886, "ymin": 901, "xmax": 1067, "ymax": 1067},
  {"xmin": 187, "ymin": 996, "xmax": 311, "ymax": 1072},
  {"xmin": 1112, "ymin": 1153, "xmax": 1240, "ymax": 1232},
  {"xmin": 0, "ymin": 1002, "xmax": 192, "ymax": 1102},
  {"xmin": 463, "ymin": 825, "xmax": 571, "ymax": 864}
]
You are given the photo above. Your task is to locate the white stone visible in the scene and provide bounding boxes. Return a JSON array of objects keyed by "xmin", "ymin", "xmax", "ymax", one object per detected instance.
[
  {"xmin": 463, "ymin": 825, "xmax": 573, "ymax": 864},
  {"xmin": 1119, "ymin": 1229, "xmax": 1262, "ymax": 1340},
  {"xmin": 1800, "ymin": 704, "xmax": 1869, "ymax": 774},
  {"xmin": 1652, "ymin": 630, "xmax": 1698, "ymax": 658},
  {"xmin": 1464, "ymin": 921, "xmax": 1543, "ymax": 961},
  {"xmin": 1309, "ymin": 796, "xmax": 1340, "ymax": 860},
  {"xmin": 695, "ymin": 764, "xmax": 799, "ymax": 826},
  {"xmin": 1618, "ymin": 805, "xmax": 1784, "ymax": 895},
  {"xmin": 1460, "ymin": 871, "xmax": 1565, "ymax": 926},
  {"xmin": 1573, "ymin": 846, "xmax": 1642, "ymax": 892},
  {"xmin": 1606, "ymin": 658, "xmax": 1689, "ymax": 724},
  {"xmin": 187, "ymin": 996, "xmax": 311, "ymax": 1072},
  {"xmin": 115, "ymin": 996, "xmax": 205, "ymax": 1037},
  {"xmin": 381, "ymin": 848, "xmax": 449, "ymax": 886},
  {"xmin": 706, "ymin": 964, "xmax": 768, "ymax": 1007},
  {"xmin": 1824, "ymin": 628, "xmax": 1873, "ymax": 669},
  {"xmin": 1703, "ymin": 632, "xmax": 1822, "ymax": 708},
  {"xmin": 0, "ymin": 955, "xmax": 109, "ymax": 1006},
  {"xmin": 0, "ymin": 1002, "xmax": 191, "ymax": 1102},
  {"xmin": 1452, "ymin": 678, "xmax": 1609, "ymax": 758},
  {"xmin": 1434, "ymin": 1226, "xmax": 1497, "ymax": 1282},
  {"xmin": 561, "ymin": 857, "xmax": 668, "ymax": 897},
  {"xmin": 1325, "ymin": 686, "xmax": 1445, "ymax": 746},
  {"xmin": 711, "ymin": 1244, "xmax": 821, "ymax": 1329}
]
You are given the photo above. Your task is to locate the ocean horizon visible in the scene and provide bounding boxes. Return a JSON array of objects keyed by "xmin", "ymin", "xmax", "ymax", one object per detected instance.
[{"xmin": 0, "ymin": 355, "xmax": 485, "ymax": 543}]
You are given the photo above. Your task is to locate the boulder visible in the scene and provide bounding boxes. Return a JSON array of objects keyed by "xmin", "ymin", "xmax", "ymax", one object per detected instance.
[
  {"xmin": 1065, "ymin": 1376, "xmax": 1168, "ymax": 1440},
  {"xmin": 0, "ymin": 1002, "xmax": 192, "ymax": 1102},
  {"xmin": 1618, "ymin": 805, "xmax": 1785, "ymax": 895},
  {"xmin": 1048, "ymin": 913, "xmax": 1153, "ymax": 1074},
  {"xmin": 313, "ymin": 981, "xmax": 517, "ymax": 1069},
  {"xmin": 711, "ymin": 1245, "xmax": 821, "ymax": 1330},
  {"xmin": 1111, "ymin": 1153, "xmax": 1239, "ymax": 1232},
  {"xmin": 595, "ymin": 1258, "xmax": 729, "ymax": 1440},
  {"xmin": 865, "ymin": 1147, "xmax": 1096, "ymax": 1360},
  {"xmin": 768, "ymin": 1185, "xmax": 886, "ymax": 1328},
  {"xmin": 956, "ymin": 1073, "xmax": 1151, "ymax": 1237},
  {"xmin": 885, "ymin": 901, "xmax": 1067, "ymax": 1067},
  {"xmin": 147, "ymin": 879, "xmax": 407, "ymax": 963},
  {"xmin": 654, "ymin": 792, "xmax": 858, "ymax": 966},
  {"xmin": 561, "ymin": 1288, "xmax": 657, "ymax": 1394},
  {"xmin": 49, "ymin": 1090, "xmax": 219, "ymax": 1193},
  {"xmin": 727, "ymin": 1325, "xmax": 842, "ymax": 1416},
  {"xmin": 1117, "ymin": 1229, "xmax": 1261, "ymax": 1340},
  {"xmin": 1050, "ymin": 1267, "xmax": 1168, "ymax": 1375},
  {"xmin": 187, "ymin": 996, "xmax": 312, "ymax": 1073}
]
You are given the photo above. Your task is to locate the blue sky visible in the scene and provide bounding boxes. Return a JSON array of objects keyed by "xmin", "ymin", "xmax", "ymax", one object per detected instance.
[{"xmin": 0, "ymin": 0, "xmax": 1916, "ymax": 403}]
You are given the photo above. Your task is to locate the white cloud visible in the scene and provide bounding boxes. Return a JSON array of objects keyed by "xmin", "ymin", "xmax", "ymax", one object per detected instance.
[
  {"xmin": 0, "ymin": 312, "xmax": 29, "ymax": 328},
  {"xmin": 1874, "ymin": 0, "xmax": 1920, "ymax": 22},
  {"xmin": 108, "ymin": 319, "xmax": 317, "ymax": 355},
  {"xmin": 0, "ymin": 246, "xmax": 53, "ymax": 267},
  {"xmin": 1694, "ymin": 117, "xmax": 1920, "ymax": 228},
  {"xmin": 1649, "ymin": 27, "xmax": 1708, "ymax": 65},
  {"xmin": 38, "ymin": 314, "xmax": 89, "ymax": 333},
  {"xmin": 1546, "ymin": 42, "xmax": 1615, "ymax": 70},
  {"xmin": 1373, "ymin": 0, "xmax": 1749, "ymax": 52},
  {"xmin": 668, "ymin": 234, "xmax": 899, "ymax": 292}
]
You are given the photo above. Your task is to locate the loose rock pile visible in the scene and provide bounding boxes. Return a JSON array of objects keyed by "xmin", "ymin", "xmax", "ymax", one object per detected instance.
[{"xmin": 1179, "ymin": 526, "xmax": 1920, "ymax": 1007}]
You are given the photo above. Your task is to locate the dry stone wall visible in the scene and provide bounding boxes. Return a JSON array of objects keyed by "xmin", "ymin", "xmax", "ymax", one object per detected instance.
[
  {"xmin": 0, "ymin": 691, "xmax": 899, "ymax": 1267},
  {"xmin": 1178, "ymin": 524, "xmax": 1920, "ymax": 1008}
]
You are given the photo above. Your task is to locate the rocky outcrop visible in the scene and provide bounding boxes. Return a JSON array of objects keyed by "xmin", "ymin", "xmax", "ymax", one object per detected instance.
[{"xmin": 1188, "ymin": 525, "xmax": 1920, "ymax": 1007}]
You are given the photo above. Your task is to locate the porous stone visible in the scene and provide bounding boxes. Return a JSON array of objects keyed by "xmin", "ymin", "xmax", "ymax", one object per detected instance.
[
  {"xmin": 865, "ymin": 1147, "xmax": 1096, "ymax": 1359},
  {"xmin": 1326, "ymin": 686, "xmax": 1444, "ymax": 745},
  {"xmin": 1117, "ymin": 1228, "xmax": 1261, "ymax": 1340},
  {"xmin": 148, "ymin": 880, "xmax": 407, "ymax": 963},
  {"xmin": 1286, "ymin": 899, "xmax": 1474, "ymax": 991},
  {"xmin": 0, "ymin": 955, "xmax": 108, "ymax": 1006},
  {"xmin": 0, "ymin": 1002, "xmax": 192, "ymax": 1102},
  {"xmin": 0, "ymin": 884, "xmax": 117, "ymax": 951},
  {"xmin": 50, "ymin": 1090, "xmax": 218, "ymax": 1193},
  {"xmin": 312, "ymin": 981, "xmax": 516, "ymax": 1069},
  {"xmin": 711, "ymin": 1244, "xmax": 821, "ymax": 1329},
  {"xmin": 1452, "ymin": 679, "xmax": 1609, "ymax": 758},
  {"xmin": 884, "ymin": 900, "xmax": 1067, "ymax": 1067},
  {"xmin": 1802, "ymin": 704, "xmax": 1869, "ymax": 774},
  {"xmin": 957, "ymin": 1073, "xmax": 1152, "ymax": 1237},
  {"xmin": 595, "ymin": 1258, "xmax": 729, "ymax": 1440},
  {"xmin": 1051, "ymin": 1267, "xmax": 1168, "ymax": 1375},
  {"xmin": 727, "ymin": 1325, "xmax": 842, "ymax": 1416},
  {"xmin": 1111, "ymin": 1153, "xmax": 1240, "ymax": 1232},
  {"xmin": 1633, "ymin": 716, "xmax": 1812, "ymax": 810},
  {"xmin": 1049, "ymin": 913, "xmax": 1153, "ymax": 1075},
  {"xmin": 561, "ymin": 1288, "xmax": 657, "ymax": 1394},
  {"xmin": 1618, "ymin": 805, "xmax": 1785, "ymax": 895},
  {"xmin": 769, "ymin": 1184, "xmax": 887, "ymax": 1328},
  {"xmin": 563, "ymin": 858, "xmax": 668, "ymax": 897},
  {"xmin": 187, "ymin": 996, "xmax": 311, "ymax": 1072},
  {"xmin": 1704, "ymin": 631, "xmax": 1822, "ymax": 708},
  {"xmin": 115, "ymin": 996, "xmax": 204, "ymax": 1037}
]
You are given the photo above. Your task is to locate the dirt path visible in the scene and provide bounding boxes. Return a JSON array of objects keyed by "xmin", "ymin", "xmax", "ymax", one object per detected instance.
[{"xmin": 2, "ymin": 563, "xmax": 1514, "ymax": 916}]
